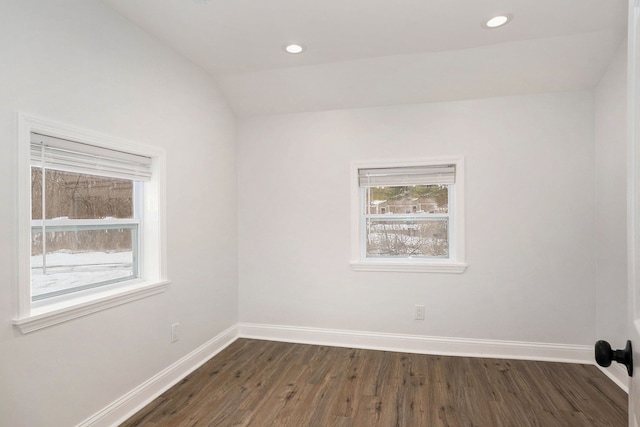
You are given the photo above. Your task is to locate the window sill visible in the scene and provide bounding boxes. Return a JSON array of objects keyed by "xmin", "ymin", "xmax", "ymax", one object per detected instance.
[
  {"xmin": 13, "ymin": 280, "xmax": 170, "ymax": 334},
  {"xmin": 350, "ymin": 260, "xmax": 467, "ymax": 273}
]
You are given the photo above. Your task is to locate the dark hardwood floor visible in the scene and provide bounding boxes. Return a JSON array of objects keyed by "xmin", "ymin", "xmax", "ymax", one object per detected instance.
[{"xmin": 120, "ymin": 339, "xmax": 627, "ymax": 426}]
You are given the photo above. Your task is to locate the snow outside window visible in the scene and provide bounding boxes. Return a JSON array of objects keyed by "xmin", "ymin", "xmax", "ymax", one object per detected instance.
[
  {"xmin": 14, "ymin": 115, "xmax": 168, "ymax": 333},
  {"xmin": 30, "ymin": 151, "xmax": 145, "ymax": 301},
  {"xmin": 350, "ymin": 158, "xmax": 467, "ymax": 273}
]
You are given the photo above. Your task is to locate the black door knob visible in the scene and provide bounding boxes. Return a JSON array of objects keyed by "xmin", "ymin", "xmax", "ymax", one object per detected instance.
[{"xmin": 594, "ymin": 340, "xmax": 633, "ymax": 377}]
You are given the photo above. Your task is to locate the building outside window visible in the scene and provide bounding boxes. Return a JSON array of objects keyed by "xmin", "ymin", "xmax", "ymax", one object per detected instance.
[{"xmin": 350, "ymin": 157, "xmax": 466, "ymax": 273}]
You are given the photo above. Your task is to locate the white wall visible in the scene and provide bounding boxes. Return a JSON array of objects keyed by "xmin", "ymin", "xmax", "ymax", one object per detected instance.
[
  {"xmin": 595, "ymin": 42, "xmax": 628, "ymax": 351},
  {"xmin": 238, "ymin": 91, "xmax": 596, "ymax": 346},
  {"xmin": 0, "ymin": 2, "xmax": 237, "ymax": 426}
]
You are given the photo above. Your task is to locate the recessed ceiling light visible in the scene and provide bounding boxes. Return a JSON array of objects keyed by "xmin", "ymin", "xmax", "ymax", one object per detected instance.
[
  {"xmin": 483, "ymin": 14, "xmax": 513, "ymax": 29},
  {"xmin": 284, "ymin": 44, "xmax": 305, "ymax": 54}
]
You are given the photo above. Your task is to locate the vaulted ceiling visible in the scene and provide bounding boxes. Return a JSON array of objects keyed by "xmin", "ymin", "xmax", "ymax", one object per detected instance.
[{"xmin": 103, "ymin": 0, "xmax": 627, "ymax": 116}]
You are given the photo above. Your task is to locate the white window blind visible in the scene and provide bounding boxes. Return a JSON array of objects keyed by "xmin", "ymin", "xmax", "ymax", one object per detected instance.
[
  {"xmin": 30, "ymin": 133, "xmax": 152, "ymax": 181},
  {"xmin": 358, "ymin": 165, "xmax": 455, "ymax": 187}
]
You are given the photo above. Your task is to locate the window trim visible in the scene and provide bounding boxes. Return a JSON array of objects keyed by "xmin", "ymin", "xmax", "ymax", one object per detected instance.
[
  {"xmin": 350, "ymin": 157, "xmax": 467, "ymax": 273},
  {"xmin": 14, "ymin": 113, "xmax": 169, "ymax": 333}
]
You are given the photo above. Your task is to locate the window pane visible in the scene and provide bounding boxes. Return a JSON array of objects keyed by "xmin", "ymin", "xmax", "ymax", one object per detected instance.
[
  {"xmin": 31, "ymin": 227, "xmax": 136, "ymax": 300},
  {"xmin": 366, "ymin": 219, "xmax": 448, "ymax": 257},
  {"xmin": 364, "ymin": 185, "xmax": 448, "ymax": 214},
  {"xmin": 30, "ymin": 167, "xmax": 139, "ymax": 301},
  {"xmin": 31, "ymin": 169, "xmax": 133, "ymax": 220}
]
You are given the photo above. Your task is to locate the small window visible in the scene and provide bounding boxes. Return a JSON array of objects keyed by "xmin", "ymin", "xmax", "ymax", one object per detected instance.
[
  {"xmin": 15, "ymin": 114, "xmax": 168, "ymax": 333},
  {"xmin": 350, "ymin": 158, "xmax": 466, "ymax": 273}
]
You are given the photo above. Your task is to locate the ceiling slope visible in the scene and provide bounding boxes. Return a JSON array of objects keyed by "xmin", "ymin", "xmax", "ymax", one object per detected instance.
[
  {"xmin": 217, "ymin": 30, "xmax": 622, "ymax": 116},
  {"xmin": 102, "ymin": 0, "xmax": 627, "ymax": 116}
]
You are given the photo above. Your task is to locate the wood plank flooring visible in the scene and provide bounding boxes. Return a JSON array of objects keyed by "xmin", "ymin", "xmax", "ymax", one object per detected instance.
[{"xmin": 120, "ymin": 339, "xmax": 627, "ymax": 427}]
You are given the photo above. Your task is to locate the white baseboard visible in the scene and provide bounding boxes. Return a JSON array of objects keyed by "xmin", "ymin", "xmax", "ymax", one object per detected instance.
[
  {"xmin": 597, "ymin": 364, "xmax": 629, "ymax": 393},
  {"xmin": 239, "ymin": 323, "xmax": 630, "ymax": 394},
  {"xmin": 238, "ymin": 322, "xmax": 593, "ymax": 364},
  {"xmin": 77, "ymin": 324, "xmax": 238, "ymax": 427}
]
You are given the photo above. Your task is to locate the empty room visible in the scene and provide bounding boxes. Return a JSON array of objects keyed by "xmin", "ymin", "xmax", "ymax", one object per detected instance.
[{"xmin": 0, "ymin": 0, "xmax": 636, "ymax": 426}]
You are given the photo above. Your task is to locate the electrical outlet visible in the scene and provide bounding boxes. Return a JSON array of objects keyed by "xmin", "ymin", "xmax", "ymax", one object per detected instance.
[
  {"xmin": 171, "ymin": 323, "xmax": 180, "ymax": 343},
  {"xmin": 414, "ymin": 305, "xmax": 425, "ymax": 320}
]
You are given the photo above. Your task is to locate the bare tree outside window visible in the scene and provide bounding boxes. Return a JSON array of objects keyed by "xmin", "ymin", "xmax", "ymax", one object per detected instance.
[
  {"xmin": 31, "ymin": 169, "xmax": 133, "ymax": 252},
  {"xmin": 31, "ymin": 168, "xmax": 137, "ymax": 299}
]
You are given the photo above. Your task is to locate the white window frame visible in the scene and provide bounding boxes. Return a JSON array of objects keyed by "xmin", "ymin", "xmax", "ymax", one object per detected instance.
[
  {"xmin": 14, "ymin": 113, "xmax": 169, "ymax": 333},
  {"xmin": 350, "ymin": 156, "xmax": 467, "ymax": 273}
]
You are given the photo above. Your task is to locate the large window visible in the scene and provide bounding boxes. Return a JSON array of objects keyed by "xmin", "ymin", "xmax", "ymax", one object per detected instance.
[
  {"xmin": 350, "ymin": 158, "xmax": 466, "ymax": 273},
  {"xmin": 30, "ymin": 134, "xmax": 149, "ymax": 301},
  {"xmin": 15, "ymin": 115, "xmax": 168, "ymax": 333}
]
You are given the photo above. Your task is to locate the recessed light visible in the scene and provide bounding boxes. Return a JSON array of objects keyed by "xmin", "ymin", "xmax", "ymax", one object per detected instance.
[
  {"xmin": 284, "ymin": 44, "xmax": 305, "ymax": 54},
  {"xmin": 482, "ymin": 14, "xmax": 513, "ymax": 29}
]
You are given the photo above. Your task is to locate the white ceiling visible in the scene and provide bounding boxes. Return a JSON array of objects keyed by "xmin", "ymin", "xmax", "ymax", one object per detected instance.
[{"xmin": 102, "ymin": 0, "xmax": 627, "ymax": 116}]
